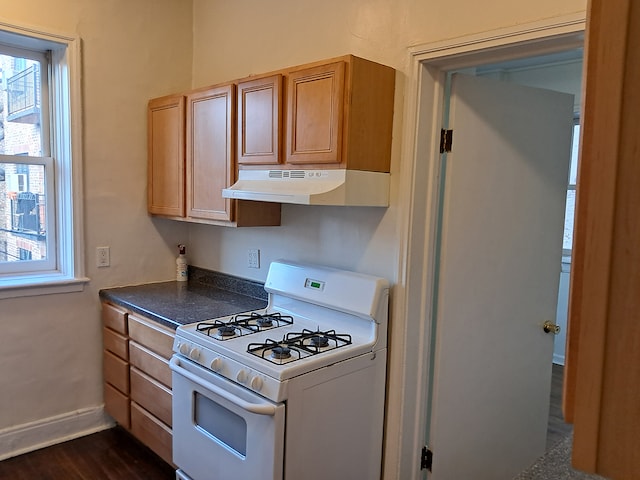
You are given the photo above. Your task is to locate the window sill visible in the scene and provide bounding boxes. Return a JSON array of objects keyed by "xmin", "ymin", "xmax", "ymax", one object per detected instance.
[{"xmin": 0, "ymin": 274, "xmax": 90, "ymax": 299}]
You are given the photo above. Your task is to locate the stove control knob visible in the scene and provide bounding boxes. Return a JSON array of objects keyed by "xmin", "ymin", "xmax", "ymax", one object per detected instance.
[
  {"xmin": 236, "ymin": 370, "xmax": 248, "ymax": 384},
  {"xmin": 189, "ymin": 347, "xmax": 200, "ymax": 360},
  {"xmin": 179, "ymin": 343, "xmax": 190, "ymax": 355},
  {"xmin": 250, "ymin": 376, "xmax": 263, "ymax": 392},
  {"xmin": 210, "ymin": 357, "xmax": 223, "ymax": 372}
]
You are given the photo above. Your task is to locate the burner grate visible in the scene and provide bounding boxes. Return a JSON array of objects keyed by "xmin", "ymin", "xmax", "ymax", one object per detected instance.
[
  {"xmin": 247, "ymin": 329, "xmax": 352, "ymax": 364},
  {"xmin": 195, "ymin": 311, "xmax": 294, "ymax": 340},
  {"xmin": 234, "ymin": 312, "xmax": 294, "ymax": 331},
  {"xmin": 247, "ymin": 338, "xmax": 303, "ymax": 364},
  {"xmin": 196, "ymin": 319, "xmax": 241, "ymax": 339}
]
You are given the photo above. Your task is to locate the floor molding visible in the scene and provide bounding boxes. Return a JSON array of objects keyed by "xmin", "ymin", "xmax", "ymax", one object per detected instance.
[{"xmin": 0, "ymin": 405, "xmax": 114, "ymax": 461}]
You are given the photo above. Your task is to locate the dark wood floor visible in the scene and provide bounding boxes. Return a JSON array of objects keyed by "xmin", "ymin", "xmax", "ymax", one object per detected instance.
[
  {"xmin": 0, "ymin": 365, "xmax": 572, "ymax": 479},
  {"xmin": 0, "ymin": 426, "xmax": 174, "ymax": 480}
]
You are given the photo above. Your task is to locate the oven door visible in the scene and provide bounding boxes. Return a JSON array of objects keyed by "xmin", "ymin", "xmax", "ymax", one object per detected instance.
[{"xmin": 170, "ymin": 355, "xmax": 285, "ymax": 480}]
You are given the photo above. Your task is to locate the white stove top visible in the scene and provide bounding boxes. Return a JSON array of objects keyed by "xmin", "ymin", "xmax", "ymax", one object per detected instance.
[{"xmin": 173, "ymin": 260, "xmax": 389, "ymax": 402}]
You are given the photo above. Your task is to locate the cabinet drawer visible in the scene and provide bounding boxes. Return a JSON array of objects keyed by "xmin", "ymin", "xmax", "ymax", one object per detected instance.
[
  {"xmin": 104, "ymin": 382, "xmax": 130, "ymax": 429},
  {"xmin": 103, "ymin": 327, "xmax": 128, "ymax": 360},
  {"xmin": 130, "ymin": 341, "xmax": 171, "ymax": 388},
  {"xmin": 130, "ymin": 367, "xmax": 172, "ymax": 427},
  {"xmin": 128, "ymin": 314, "xmax": 174, "ymax": 359},
  {"xmin": 102, "ymin": 303, "xmax": 128, "ymax": 334},
  {"xmin": 104, "ymin": 351, "xmax": 129, "ymax": 394},
  {"xmin": 131, "ymin": 402, "xmax": 173, "ymax": 466}
]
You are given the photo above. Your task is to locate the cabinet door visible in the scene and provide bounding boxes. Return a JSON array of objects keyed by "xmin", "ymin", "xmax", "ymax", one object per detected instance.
[
  {"xmin": 286, "ymin": 61, "xmax": 345, "ymax": 165},
  {"xmin": 237, "ymin": 74, "xmax": 283, "ymax": 165},
  {"xmin": 148, "ymin": 95, "xmax": 185, "ymax": 217},
  {"xmin": 186, "ymin": 85, "xmax": 236, "ymax": 222}
]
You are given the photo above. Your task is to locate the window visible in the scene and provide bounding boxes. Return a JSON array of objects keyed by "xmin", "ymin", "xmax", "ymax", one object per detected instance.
[
  {"xmin": 562, "ymin": 121, "xmax": 580, "ymax": 258},
  {"xmin": 0, "ymin": 24, "xmax": 85, "ymax": 297}
]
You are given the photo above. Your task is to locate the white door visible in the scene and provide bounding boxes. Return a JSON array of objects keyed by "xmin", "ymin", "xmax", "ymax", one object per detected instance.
[{"xmin": 428, "ymin": 73, "xmax": 573, "ymax": 479}]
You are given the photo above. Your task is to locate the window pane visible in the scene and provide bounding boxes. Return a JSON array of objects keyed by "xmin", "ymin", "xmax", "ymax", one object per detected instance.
[
  {"xmin": 569, "ymin": 123, "xmax": 580, "ymax": 185},
  {"xmin": 0, "ymin": 162, "xmax": 48, "ymax": 264},
  {"xmin": 562, "ymin": 122, "xmax": 580, "ymax": 254},
  {"xmin": 563, "ymin": 189, "xmax": 576, "ymax": 251},
  {"xmin": 0, "ymin": 53, "xmax": 43, "ymax": 156}
]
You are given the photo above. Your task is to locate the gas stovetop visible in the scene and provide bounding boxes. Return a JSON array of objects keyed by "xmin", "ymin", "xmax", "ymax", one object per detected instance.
[
  {"xmin": 247, "ymin": 328, "xmax": 353, "ymax": 365},
  {"xmin": 189, "ymin": 310, "xmax": 354, "ymax": 365},
  {"xmin": 172, "ymin": 260, "xmax": 390, "ymax": 402}
]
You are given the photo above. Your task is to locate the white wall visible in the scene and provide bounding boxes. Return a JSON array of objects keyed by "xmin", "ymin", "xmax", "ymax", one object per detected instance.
[
  {"xmin": 0, "ymin": 0, "xmax": 192, "ymax": 458},
  {"xmin": 0, "ymin": 0, "xmax": 587, "ymax": 472},
  {"xmin": 186, "ymin": 0, "xmax": 586, "ymax": 280}
]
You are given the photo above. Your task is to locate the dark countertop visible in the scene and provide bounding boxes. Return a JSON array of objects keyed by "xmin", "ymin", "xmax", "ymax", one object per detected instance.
[{"xmin": 99, "ymin": 267, "xmax": 268, "ymax": 330}]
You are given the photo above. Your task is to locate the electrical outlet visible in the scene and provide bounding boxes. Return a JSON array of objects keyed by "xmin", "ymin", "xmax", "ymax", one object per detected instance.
[
  {"xmin": 247, "ymin": 249, "xmax": 260, "ymax": 269},
  {"xmin": 96, "ymin": 246, "xmax": 110, "ymax": 268}
]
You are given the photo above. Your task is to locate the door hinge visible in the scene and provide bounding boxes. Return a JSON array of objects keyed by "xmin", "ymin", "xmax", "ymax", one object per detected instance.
[
  {"xmin": 440, "ymin": 129, "xmax": 453, "ymax": 153},
  {"xmin": 421, "ymin": 446, "xmax": 433, "ymax": 471}
]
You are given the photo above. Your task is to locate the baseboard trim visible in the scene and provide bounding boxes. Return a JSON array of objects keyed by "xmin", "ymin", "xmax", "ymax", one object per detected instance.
[{"xmin": 0, "ymin": 405, "xmax": 114, "ymax": 461}]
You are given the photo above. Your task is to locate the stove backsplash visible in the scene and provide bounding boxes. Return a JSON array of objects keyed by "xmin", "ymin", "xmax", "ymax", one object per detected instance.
[{"xmin": 188, "ymin": 266, "xmax": 267, "ymax": 301}]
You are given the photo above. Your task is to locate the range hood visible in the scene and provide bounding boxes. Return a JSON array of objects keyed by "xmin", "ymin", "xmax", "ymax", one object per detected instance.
[{"xmin": 222, "ymin": 169, "xmax": 390, "ymax": 206}]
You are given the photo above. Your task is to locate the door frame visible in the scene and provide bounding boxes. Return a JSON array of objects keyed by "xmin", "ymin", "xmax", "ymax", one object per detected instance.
[{"xmin": 385, "ymin": 13, "xmax": 585, "ymax": 479}]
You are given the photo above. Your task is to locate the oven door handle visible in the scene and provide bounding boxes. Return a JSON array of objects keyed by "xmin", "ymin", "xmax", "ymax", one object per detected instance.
[{"xmin": 170, "ymin": 356, "xmax": 278, "ymax": 416}]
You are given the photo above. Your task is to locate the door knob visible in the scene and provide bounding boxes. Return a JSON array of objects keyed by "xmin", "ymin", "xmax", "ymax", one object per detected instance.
[{"xmin": 543, "ymin": 320, "xmax": 561, "ymax": 335}]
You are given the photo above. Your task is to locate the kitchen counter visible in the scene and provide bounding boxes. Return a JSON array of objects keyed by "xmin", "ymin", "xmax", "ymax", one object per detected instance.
[{"xmin": 99, "ymin": 266, "xmax": 268, "ymax": 330}]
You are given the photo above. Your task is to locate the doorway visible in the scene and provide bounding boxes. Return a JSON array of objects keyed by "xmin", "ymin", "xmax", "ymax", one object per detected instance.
[{"xmin": 387, "ymin": 14, "xmax": 586, "ymax": 480}]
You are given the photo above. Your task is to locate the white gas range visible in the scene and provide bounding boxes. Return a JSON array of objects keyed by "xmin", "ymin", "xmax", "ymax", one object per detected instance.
[{"xmin": 170, "ymin": 260, "xmax": 390, "ymax": 480}]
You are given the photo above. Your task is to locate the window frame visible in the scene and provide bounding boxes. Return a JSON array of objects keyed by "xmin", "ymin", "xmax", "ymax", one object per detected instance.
[{"xmin": 0, "ymin": 22, "xmax": 86, "ymax": 298}]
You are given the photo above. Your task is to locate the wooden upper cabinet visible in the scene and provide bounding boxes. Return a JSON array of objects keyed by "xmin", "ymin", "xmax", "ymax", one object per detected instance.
[
  {"xmin": 286, "ymin": 62, "xmax": 345, "ymax": 165},
  {"xmin": 147, "ymin": 95, "xmax": 185, "ymax": 216},
  {"xmin": 146, "ymin": 55, "xmax": 393, "ymax": 221},
  {"xmin": 284, "ymin": 56, "xmax": 395, "ymax": 172},
  {"xmin": 186, "ymin": 84, "xmax": 236, "ymax": 222},
  {"xmin": 148, "ymin": 87, "xmax": 280, "ymax": 226},
  {"xmin": 237, "ymin": 74, "xmax": 283, "ymax": 165}
]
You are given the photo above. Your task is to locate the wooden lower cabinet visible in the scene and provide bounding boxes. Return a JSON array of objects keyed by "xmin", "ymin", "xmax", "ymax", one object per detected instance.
[
  {"xmin": 102, "ymin": 303, "xmax": 130, "ymax": 428},
  {"xmin": 103, "ymin": 351, "xmax": 130, "ymax": 394},
  {"xmin": 102, "ymin": 302, "xmax": 175, "ymax": 466},
  {"xmin": 131, "ymin": 402, "xmax": 173, "ymax": 466},
  {"xmin": 130, "ymin": 342, "xmax": 172, "ymax": 388},
  {"xmin": 130, "ymin": 367, "xmax": 172, "ymax": 427},
  {"xmin": 104, "ymin": 383, "xmax": 130, "ymax": 429}
]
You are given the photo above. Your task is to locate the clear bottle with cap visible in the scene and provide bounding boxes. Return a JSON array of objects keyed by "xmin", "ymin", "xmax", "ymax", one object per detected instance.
[{"xmin": 176, "ymin": 244, "xmax": 188, "ymax": 282}]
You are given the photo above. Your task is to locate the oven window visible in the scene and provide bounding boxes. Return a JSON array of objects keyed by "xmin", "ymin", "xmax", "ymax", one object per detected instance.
[{"xmin": 194, "ymin": 392, "xmax": 247, "ymax": 457}]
